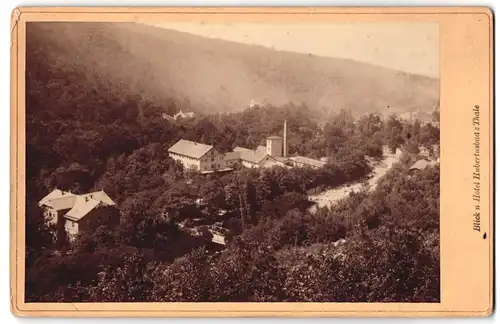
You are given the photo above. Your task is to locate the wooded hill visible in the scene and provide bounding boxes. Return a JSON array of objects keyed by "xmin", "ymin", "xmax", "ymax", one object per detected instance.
[
  {"xmin": 27, "ymin": 22, "xmax": 439, "ymax": 119},
  {"xmin": 25, "ymin": 22, "xmax": 440, "ymax": 303}
]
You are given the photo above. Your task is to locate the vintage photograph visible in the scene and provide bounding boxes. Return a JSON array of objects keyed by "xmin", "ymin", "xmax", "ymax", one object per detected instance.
[{"xmin": 25, "ymin": 21, "xmax": 440, "ymax": 303}]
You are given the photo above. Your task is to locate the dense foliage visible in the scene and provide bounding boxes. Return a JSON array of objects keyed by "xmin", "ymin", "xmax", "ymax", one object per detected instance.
[{"xmin": 25, "ymin": 43, "xmax": 440, "ymax": 302}]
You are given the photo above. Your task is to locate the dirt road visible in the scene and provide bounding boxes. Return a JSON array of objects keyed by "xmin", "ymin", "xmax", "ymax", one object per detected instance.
[{"xmin": 309, "ymin": 148, "xmax": 402, "ymax": 210}]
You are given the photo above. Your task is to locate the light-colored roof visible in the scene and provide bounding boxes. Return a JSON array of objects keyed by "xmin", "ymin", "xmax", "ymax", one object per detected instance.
[
  {"xmin": 233, "ymin": 146, "xmax": 251, "ymax": 152},
  {"xmin": 39, "ymin": 189, "xmax": 76, "ymax": 206},
  {"xmin": 409, "ymin": 159, "xmax": 432, "ymax": 171},
  {"xmin": 40, "ymin": 188, "xmax": 116, "ymax": 221},
  {"xmin": 274, "ymin": 156, "xmax": 290, "ymax": 163},
  {"xmin": 65, "ymin": 196, "xmax": 101, "ymax": 221},
  {"xmin": 256, "ymin": 145, "xmax": 266, "ymax": 153},
  {"xmin": 45, "ymin": 195, "xmax": 78, "ymax": 211},
  {"xmin": 168, "ymin": 139, "xmax": 213, "ymax": 159},
  {"xmin": 64, "ymin": 190, "xmax": 116, "ymax": 221},
  {"xmin": 162, "ymin": 113, "xmax": 175, "ymax": 121},
  {"xmin": 266, "ymin": 136, "xmax": 283, "ymax": 140},
  {"xmin": 289, "ymin": 156, "xmax": 327, "ymax": 168},
  {"xmin": 224, "ymin": 151, "xmax": 241, "ymax": 160},
  {"xmin": 234, "ymin": 145, "xmax": 266, "ymax": 153},
  {"xmin": 239, "ymin": 149, "xmax": 269, "ymax": 164},
  {"xmin": 79, "ymin": 190, "xmax": 116, "ymax": 206},
  {"xmin": 232, "ymin": 145, "xmax": 269, "ymax": 164},
  {"xmin": 200, "ymin": 167, "xmax": 233, "ymax": 174},
  {"xmin": 174, "ymin": 110, "xmax": 195, "ymax": 119}
]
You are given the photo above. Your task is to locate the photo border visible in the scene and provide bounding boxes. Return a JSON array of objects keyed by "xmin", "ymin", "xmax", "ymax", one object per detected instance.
[{"xmin": 10, "ymin": 6, "xmax": 494, "ymax": 317}]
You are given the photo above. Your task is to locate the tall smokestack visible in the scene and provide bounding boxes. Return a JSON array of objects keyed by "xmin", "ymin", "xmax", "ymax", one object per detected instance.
[{"xmin": 283, "ymin": 120, "xmax": 287, "ymax": 158}]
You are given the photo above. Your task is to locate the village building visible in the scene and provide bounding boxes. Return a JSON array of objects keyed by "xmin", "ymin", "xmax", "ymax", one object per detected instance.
[
  {"xmin": 162, "ymin": 110, "xmax": 196, "ymax": 122},
  {"xmin": 38, "ymin": 189, "xmax": 119, "ymax": 242},
  {"xmin": 289, "ymin": 155, "xmax": 327, "ymax": 169},
  {"xmin": 224, "ymin": 120, "xmax": 290, "ymax": 169},
  {"xmin": 161, "ymin": 113, "xmax": 175, "ymax": 122},
  {"xmin": 168, "ymin": 120, "xmax": 327, "ymax": 172},
  {"xmin": 266, "ymin": 136, "xmax": 284, "ymax": 157},
  {"xmin": 223, "ymin": 151, "xmax": 242, "ymax": 169},
  {"xmin": 174, "ymin": 110, "xmax": 195, "ymax": 120},
  {"xmin": 168, "ymin": 139, "xmax": 227, "ymax": 173},
  {"xmin": 230, "ymin": 145, "xmax": 281, "ymax": 168},
  {"xmin": 409, "ymin": 158, "xmax": 439, "ymax": 174}
]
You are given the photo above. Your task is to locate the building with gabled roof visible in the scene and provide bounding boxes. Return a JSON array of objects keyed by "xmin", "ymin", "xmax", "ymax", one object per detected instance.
[
  {"xmin": 289, "ymin": 156, "xmax": 327, "ymax": 169},
  {"xmin": 39, "ymin": 189, "xmax": 119, "ymax": 242},
  {"xmin": 169, "ymin": 120, "xmax": 326, "ymax": 172},
  {"xmin": 174, "ymin": 110, "xmax": 195, "ymax": 120},
  {"xmin": 168, "ymin": 139, "xmax": 226, "ymax": 172},
  {"xmin": 228, "ymin": 120, "xmax": 324, "ymax": 169},
  {"xmin": 42, "ymin": 195, "xmax": 78, "ymax": 212},
  {"xmin": 223, "ymin": 151, "xmax": 242, "ymax": 169},
  {"xmin": 168, "ymin": 139, "xmax": 213, "ymax": 159},
  {"xmin": 238, "ymin": 147, "xmax": 278, "ymax": 168},
  {"xmin": 38, "ymin": 188, "xmax": 76, "ymax": 207},
  {"xmin": 409, "ymin": 158, "xmax": 439, "ymax": 173},
  {"xmin": 227, "ymin": 144, "xmax": 283, "ymax": 168}
]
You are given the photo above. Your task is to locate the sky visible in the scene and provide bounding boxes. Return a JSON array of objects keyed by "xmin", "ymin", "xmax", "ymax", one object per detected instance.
[{"xmin": 154, "ymin": 22, "xmax": 439, "ymax": 78}]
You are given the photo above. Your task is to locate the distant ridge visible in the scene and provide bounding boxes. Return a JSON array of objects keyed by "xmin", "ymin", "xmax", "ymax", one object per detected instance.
[{"xmin": 27, "ymin": 22, "xmax": 439, "ymax": 118}]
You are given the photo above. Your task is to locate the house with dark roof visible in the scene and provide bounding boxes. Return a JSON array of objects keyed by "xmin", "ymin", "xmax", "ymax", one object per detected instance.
[{"xmin": 39, "ymin": 189, "xmax": 119, "ymax": 242}]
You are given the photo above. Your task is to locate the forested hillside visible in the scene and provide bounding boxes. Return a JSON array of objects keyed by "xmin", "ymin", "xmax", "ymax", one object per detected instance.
[
  {"xmin": 25, "ymin": 22, "xmax": 440, "ymax": 303},
  {"xmin": 27, "ymin": 22, "xmax": 439, "ymax": 118}
]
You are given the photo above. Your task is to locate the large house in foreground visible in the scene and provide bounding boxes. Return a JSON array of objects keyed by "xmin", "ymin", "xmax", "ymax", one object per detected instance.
[
  {"xmin": 38, "ymin": 189, "xmax": 119, "ymax": 241},
  {"xmin": 168, "ymin": 121, "xmax": 327, "ymax": 173}
]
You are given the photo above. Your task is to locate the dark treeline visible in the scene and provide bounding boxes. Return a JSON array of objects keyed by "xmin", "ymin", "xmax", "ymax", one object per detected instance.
[{"xmin": 26, "ymin": 46, "xmax": 440, "ymax": 302}]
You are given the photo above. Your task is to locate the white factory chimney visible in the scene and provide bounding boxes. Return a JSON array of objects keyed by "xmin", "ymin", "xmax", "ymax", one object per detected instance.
[{"xmin": 283, "ymin": 120, "xmax": 288, "ymax": 158}]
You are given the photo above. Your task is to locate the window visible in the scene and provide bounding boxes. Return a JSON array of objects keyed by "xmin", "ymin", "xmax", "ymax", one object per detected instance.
[{"xmin": 72, "ymin": 222, "xmax": 75, "ymax": 228}]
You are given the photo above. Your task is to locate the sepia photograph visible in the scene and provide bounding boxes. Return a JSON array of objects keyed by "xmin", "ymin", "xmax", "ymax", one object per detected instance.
[{"xmin": 24, "ymin": 20, "xmax": 440, "ymax": 303}]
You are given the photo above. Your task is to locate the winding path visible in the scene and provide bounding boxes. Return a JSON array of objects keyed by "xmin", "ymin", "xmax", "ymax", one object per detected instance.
[{"xmin": 309, "ymin": 148, "xmax": 403, "ymax": 210}]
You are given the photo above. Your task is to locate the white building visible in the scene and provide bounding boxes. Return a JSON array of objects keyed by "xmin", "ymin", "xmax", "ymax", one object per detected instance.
[
  {"xmin": 231, "ymin": 145, "xmax": 281, "ymax": 168},
  {"xmin": 38, "ymin": 189, "xmax": 119, "ymax": 242},
  {"xmin": 174, "ymin": 110, "xmax": 195, "ymax": 120},
  {"xmin": 168, "ymin": 139, "xmax": 226, "ymax": 172},
  {"xmin": 289, "ymin": 156, "xmax": 327, "ymax": 169},
  {"xmin": 266, "ymin": 136, "xmax": 283, "ymax": 157},
  {"xmin": 168, "ymin": 120, "xmax": 327, "ymax": 172}
]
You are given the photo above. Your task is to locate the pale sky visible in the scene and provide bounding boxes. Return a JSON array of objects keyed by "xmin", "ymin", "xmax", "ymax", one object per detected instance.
[{"xmin": 154, "ymin": 22, "xmax": 439, "ymax": 78}]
